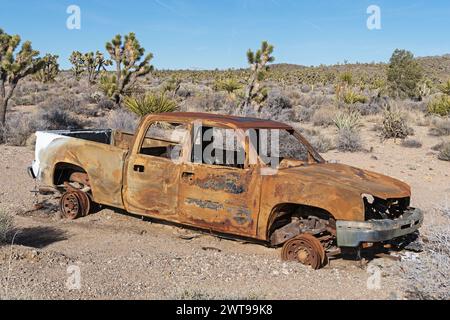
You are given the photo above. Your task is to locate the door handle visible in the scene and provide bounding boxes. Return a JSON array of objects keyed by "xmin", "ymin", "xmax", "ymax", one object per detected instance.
[
  {"xmin": 134, "ymin": 165, "xmax": 145, "ymax": 173},
  {"xmin": 181, "ymin": 171, "xmax": 195, "ymax": 182}
]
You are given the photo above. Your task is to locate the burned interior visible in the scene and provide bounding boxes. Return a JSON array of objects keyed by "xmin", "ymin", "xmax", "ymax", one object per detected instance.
[
  {"xmin": 363, "ymin": 194, "xmax": 410, "ymax": 220},
  {"xmin": 28, "ymin": 112, "xmax": 424, "ymax": 270}
]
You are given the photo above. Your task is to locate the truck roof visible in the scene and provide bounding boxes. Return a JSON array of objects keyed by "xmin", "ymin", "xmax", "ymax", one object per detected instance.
[{"xmin": 150, "ymin": 112, "xmax": 293, "ymax": 129}]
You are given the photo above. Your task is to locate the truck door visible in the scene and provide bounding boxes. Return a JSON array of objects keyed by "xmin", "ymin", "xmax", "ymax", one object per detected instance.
[
  {"xmin": 123, "ymin": 121, "xmax": 189, "ymax": 218},
  {"xmin": 177, "ymin": 125, "xmax": 261, "ymax": 237}
]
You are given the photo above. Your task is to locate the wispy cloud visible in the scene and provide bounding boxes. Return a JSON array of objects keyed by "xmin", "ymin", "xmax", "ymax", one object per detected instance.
[{"xmin": 153, "ymin": 0, "xmax": 183, "ymax": 16}]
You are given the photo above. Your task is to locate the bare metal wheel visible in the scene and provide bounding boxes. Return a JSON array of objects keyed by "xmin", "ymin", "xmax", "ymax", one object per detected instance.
[
  {"xmin": 281, "ymin": 234, "xmax": 327, "ymax": 270},
  {"xmin": 73, "ymin": 190, "xmax": 91, "ymax": 217},
  {"xmin": 60, "ymin": 191, "xmax": 82, "ymax": 220}
]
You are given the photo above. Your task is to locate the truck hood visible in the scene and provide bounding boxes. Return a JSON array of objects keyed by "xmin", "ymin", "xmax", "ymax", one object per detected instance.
[{"xmin": 283, "ymin": 162, "xmax": 411, "ymax": 199}]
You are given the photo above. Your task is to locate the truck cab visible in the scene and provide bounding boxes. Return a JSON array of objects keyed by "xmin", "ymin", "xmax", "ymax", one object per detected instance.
[{"xmin": 29, "ymin": 112, "xmax": 423, "ymax": 269}]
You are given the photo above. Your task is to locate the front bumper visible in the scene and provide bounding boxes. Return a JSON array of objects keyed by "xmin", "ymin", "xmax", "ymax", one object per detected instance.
[{"xmin": 336, "ymin": 208, "xmax": 424, "ymax": 247}]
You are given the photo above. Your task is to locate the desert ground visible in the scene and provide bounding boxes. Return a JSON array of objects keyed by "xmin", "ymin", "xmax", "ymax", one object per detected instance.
[
  {"xmin": 0, "ymin": 121, "xmax": 448, "ymax": 299},
  {"xmin": 1, "ymin": 54, "xmax": 450, "ymax": 299}
]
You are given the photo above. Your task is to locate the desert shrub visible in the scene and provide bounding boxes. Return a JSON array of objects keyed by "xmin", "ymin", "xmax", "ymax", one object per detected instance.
[
  {"xmin": 259, "ymin": 106, "xmax": 295, "ymax": 123},
  {"xmin": 266, "ymin": 91, "xmax": 293, "ymax": 110},
  {"xmin": 401, "ymin": 138, "xmax": 422, "ymax": 148},
  {"xmin": 0, "ymin": 122, "xmax": 5, "ymax": 144},
  {"xmin": 333, "ymin": 110, "xmax": 361, "ymax": 131},
  {"xmin": 387, "ymin": 49, "xmax": 423, "ymax": 99},
  {"xmin": 336, "ymin": 128, "xmax": 362, "ymax": 152},
  {"xmin": 402, "ymin": 208, "xmax": 450, "ymax": 300},
  {"xmin": 187, "ymin": 93, "xmax": 228, "ymax": 112},
  {"xmin": 427, "ymin": 95, "xmax": 450, "ymax": 116},
  {"xmin": 437, "ymin": 142, "xmax": 450, "ymax": 161},
  {"xmin": 0, "ymin": 211, "xmax": 14, "ymax": 244},
  {"xmin": 37, "ymin": 109, "xmax": 83, "ymax": 130},
  {"xmin": 300, "ymin": 84, "xmax": 311, "ymax": 93},
  {"xmin": 0, "ymin": 114, "xmax": 43, "ymax": 146},
  {"xmin": 357, "ymin": 96, "xmax": 389, "ymax": 116},
  {"xmin": 39, "ymin": 96, "xmax": 81, "ymax": 112},
  {"xmin": 176, "ymin": 87, "xmax": 193, "ymax": 98},
  {"xmin": 380, "ymin": 107, "xmax": 413, "ymax": 139},
  {"xmin": 342, "ymin": 90, "xmax": 367, "ymax": 104},
  {"xmin": 97, "ymin": 98, "xmax": 115, "ymax": 110},
  {"xmin": 124, "ymin": 93, "xmax": 177, "ymax": 116},
  {"xmin": 428, "ymin": 117, "xmax": 450, "ymax": 136},
  {"xmin": 296, "ymin": 106, "xmax": 315, "ymax": 122},
  {"xmin": 308, "ymin": 134, "xmax": 334, "ymax": 153},
  {"xmin": 105, "ymin": 109, "xmax": 139, "ymax": 133},
  {"xmin": 312, "ymin": 107, "xmax": 336, "ymax": 127},
  {"xmin": 431, "ymin": 141, "xmax": 444, "ymax": 151}
]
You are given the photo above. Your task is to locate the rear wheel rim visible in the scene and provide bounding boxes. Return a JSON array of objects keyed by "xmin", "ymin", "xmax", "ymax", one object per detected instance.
[{"xmin": 61, "ymin": 192, "xmax": 82, "ymax": 220}]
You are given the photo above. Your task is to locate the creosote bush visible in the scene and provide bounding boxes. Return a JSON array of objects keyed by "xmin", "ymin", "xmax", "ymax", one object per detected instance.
[
  {"xmin": 428, "ymin": 117, "xmax": 450, "ymax": 136},
  {"xmin": 105, "ymin": 109, "xmax": 138, "ymax": 132},
  {"xmin": 308, "ymin": 134, "xmax": 334, "ymax": 153},
  {"xmin": 336, "ymin": 128, "xmax": 362, "ymax": 152},
  {"xmin": 401, "ymin": 138, "xmax": 422, "ymax": 148},
  {"xmin": 312, "ymin": 107, "xmax": 336, "ymax": 127},
  {"xmin": 437, "ymin": 142, "xmax": 450, "ymax": 161}
]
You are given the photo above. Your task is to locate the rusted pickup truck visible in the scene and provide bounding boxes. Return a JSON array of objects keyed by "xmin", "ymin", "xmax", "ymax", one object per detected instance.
[{"xmin": 28, "ymin": 112, "xmax": 423, "ymax": 269}]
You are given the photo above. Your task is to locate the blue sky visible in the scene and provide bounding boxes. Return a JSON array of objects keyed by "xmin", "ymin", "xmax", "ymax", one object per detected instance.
[{"xmin": 1, "ymin": 0, "xmax": 449, "ymax": 70}]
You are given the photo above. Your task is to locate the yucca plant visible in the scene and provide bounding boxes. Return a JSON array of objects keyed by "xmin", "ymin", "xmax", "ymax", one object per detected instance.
[
  {"xmin": 99, "ymin": 74, "xmax": 117, "ymax": 98},
  {"xmin": 333, "ymin": 110, "xmax": 361, "ymax": 131},
  {"xmin": 215, "ymin": 78, "xmax": 242, "ymax": 95},
  {"xmin": 339, "ymin": 72, "xmax": 353, "ymax": 86},
  {"xmin": 124, "ymin": 93, "xmax": 177, "ymax": 117},
  {"xmin": 440, "ymin": 80, "xmax": 450, "ymax": 96},
  {"xmin": 342, "ymin": 90, "xmax": 367, "ymax": 104},
  {"xmin": 428, "ymin": 95, "xmax": 450, "ymax": 116}
]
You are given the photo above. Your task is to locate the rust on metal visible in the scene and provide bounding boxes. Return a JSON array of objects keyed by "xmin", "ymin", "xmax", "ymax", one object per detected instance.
[
  {"xmin": 32, "ymin": 112, "xmax": 419, "ymax": 268},
  {"xmin": 281, "ymin": 234, "xmax": 326, "ymax": 269}
]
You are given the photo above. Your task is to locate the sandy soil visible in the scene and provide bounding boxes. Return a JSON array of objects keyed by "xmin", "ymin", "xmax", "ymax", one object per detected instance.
[{"xmin": 0, "ymin": 123, "xmax": 448, "ymax": 300}]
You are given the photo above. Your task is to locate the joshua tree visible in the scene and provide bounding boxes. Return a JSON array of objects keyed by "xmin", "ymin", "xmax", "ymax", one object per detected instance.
[
  {"xmin": 69, "ymin": 51, "xmax": 112, "ymax": 85},
  {"xmin": 106, "ymin": 33, "xmax": 154, "ymax": 106},
  {"xmin": 69, "ymin": 51, "xmax": 84, "ymax": 80},
  {"xmin": 33, "ymin": 53, "xmax": 59, "ymax": 83},
  {"xmin": 83, "ymin": 51, "xmax": 112, "ymax": 85},
  {"xmin": 0, "ymin": 29, "xmax": 44, "ymax": 125},
  {"xmin": 163, "ymin": 76, "xmax": 182, "ymax": 98},
  {"xmin": 241, "ymin": 41, "xmax": 275, "ymax": 112}
]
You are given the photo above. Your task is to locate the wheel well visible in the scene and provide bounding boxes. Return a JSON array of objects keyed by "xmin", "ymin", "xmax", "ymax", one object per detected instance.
[
  {"xmin": 53, "ymin": 163, "xmax": 88, "ymax": 186},
  {"xmin": 267, "ymin": 203, "xmax": 336, "ymax": 240}
]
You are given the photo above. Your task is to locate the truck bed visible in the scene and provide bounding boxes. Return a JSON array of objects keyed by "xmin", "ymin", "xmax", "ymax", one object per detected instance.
[{"xmin": 35, "ymin": 129, "xmax": 135, "ymax": 150}]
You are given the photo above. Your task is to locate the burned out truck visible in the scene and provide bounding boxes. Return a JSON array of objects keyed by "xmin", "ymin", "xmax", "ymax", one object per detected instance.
[{"xmin": 28, "ymin": 112, "xmax": 423, "ymax": 269}]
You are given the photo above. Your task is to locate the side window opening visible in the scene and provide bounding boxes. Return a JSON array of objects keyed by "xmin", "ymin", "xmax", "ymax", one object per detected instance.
[
  {"xmin": 249, "ymin": 129, "xmax": 309, "ymax": 165},
  {"xmin": 140, "ymin": 122, "xmax": 188, "ymax": 161},
  {"xmin": 191, "ymin": 125, "xmax": 245, "ymax": 169}
]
